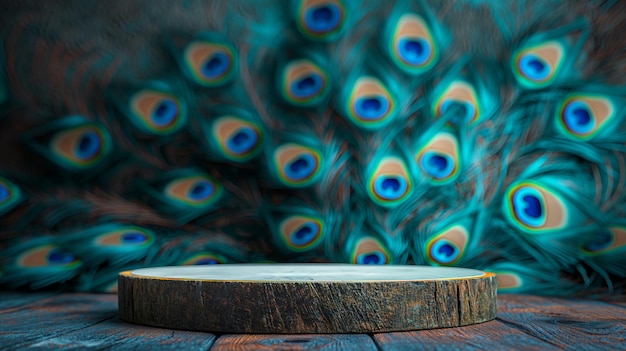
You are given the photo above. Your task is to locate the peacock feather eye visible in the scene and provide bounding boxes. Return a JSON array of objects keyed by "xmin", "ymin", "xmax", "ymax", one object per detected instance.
[
  {"xmin": 582, "ymin": 226, "xmax": 626, "ymax": 256},
  {"xmin": 0, "ymin": 177, "xmax": 22, "ymax": 216},
  {"xmin": 129, "ymin": 89, "xmax": 186, "ymax": 135},
  {"xmin": 17, "ymin": 245, "xmax": 81, "ymax": 269},
  {"xmin": 280, "ymin": 59, "xmax": 329, "ymax": 106},
  {"xmin": 278, "ymin": 215, "xmax": 324, "ymax": 251},
  {"xmin": 49, "ymin": 123, "xmax": 112, "ymax": 169},
  {"xmin": 512, "ymin": 40, "xmax": 564, "ymax": 89},
  {"xmin": 94, "ymin": 226, "xmax": 155, "ymax": 249},
  {"xmin": 389, "ymin": 13, "xmax": 438, "ymax": 74},
  {"xmin": 180, "ymin": 253, "xmax": 226, "ymax": 265},
  {"xmin": 368, "ymin": 156, "xmax": 412, "ymax": 207},
  {"xmin": 425, "ymin": 224, "xmax": 468, "ymax": 266},
  {"xmin": 415, "ymin": 132, "xmax": 460, "ymax": 184},
  {"xmin": 296, "ymin": 0, "xmax": 346, "ymax": 40},
  {"xmin": 556, "ymin": 94, "xmax": 615, "ymax": 140},
  {"xmin": 346, "ymin": 77, "xmax": 396, "ymax": 129},
  {"xmin": 164, "ymin": 174, "xmax": 223, "ymax": 208},
  {"xmin": 433, "ymin": 81, "xmax": 481, "ymax": 125},
  {"xmin": 183, "ymin": 38, "xmax": 237, "ymax": 87},
  {"xmin": 212, "ymin": 116, "xmax": 263, "ymax": 161},
  {"xmin": 351, "ymin": 237, "xmax": 391, "ymax": 265},
  {"xmin": 4, "ymin": 243, "xmax": 83, "ymax": 289},
  {"xmin": 493, "ymin": 271, "xmax": 523, "ymax": 291},
  {"xmin": 137, "ymin": 169, "xmax": 225, "ymax": 224},
  {"xmin": 503, "ymin": 181, "xmax": 568, "ymax": 234},
  {"xmin": 273, "ymin": 143, "xmax": 323, "ymax": 187}
]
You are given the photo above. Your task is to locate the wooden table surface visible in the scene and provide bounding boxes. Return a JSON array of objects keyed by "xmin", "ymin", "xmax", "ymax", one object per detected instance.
[{"xmin": 0, "ymin": 292, "xmax": 624, "ymax": 350}]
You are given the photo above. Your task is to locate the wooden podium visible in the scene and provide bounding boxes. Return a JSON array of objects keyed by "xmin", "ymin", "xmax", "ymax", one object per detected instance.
[{"xmin": 118, "ymin": 264, "xmax": 497, "ymax": 333}]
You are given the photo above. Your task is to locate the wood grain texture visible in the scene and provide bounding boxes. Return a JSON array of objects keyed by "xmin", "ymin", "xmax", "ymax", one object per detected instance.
[
  {"xmin": 211, "ymin": 334, "xmax": 377, "ymax": 351},
  {"xmin": 374, "ymin": 294, "xmax": 626, "ymax": 351},
  {"xmin": 373, "ymin": 320, "xmax": 560, "ymax": 351},
  {"xmin": 0, "ymin": 292, "xmax": 216, "ymax": 351},
  {"xmin": 0, "ymin": 293, "xmax": 118, "ymax": 350},
  {"xmin": 496, "ymin": 294, "xmax": 626, "ymax": 351},
  {"xmin": 0, "ymin": 291, "xmax": 60, "ymax": 310},
  {"xmin": 1, "ymin": 292, "xmax": 626, "ymax": 350},
  {"xmin": 24, "ymin": 318, "xmax": 216, "ymax": 351},
  {"xmin": 118, "ymin": 266, "xmax": 497, "ymax": 333}
]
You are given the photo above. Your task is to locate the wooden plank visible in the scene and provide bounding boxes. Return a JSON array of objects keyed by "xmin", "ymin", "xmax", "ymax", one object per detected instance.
[
  {"xmin": 496, "ymin": 294, "xmax": 626, "ymax": 350},
  {"xmin": 0, "ymin": 291, "xmax": 61, "ymax": 310},
  {"xmin": 0, "ymin": 293, "xmax": 118, "ymax": 350},
  {"xmin": 374, "ymin": 294, "xmax": 626, "ymax": 351},
  {"xmin": 1, "ymin": 291, "xmax": 624, "ymax": 350},
  {"xmin": 0, "ymin": 292, "xmax": 217, "ymax": 350},
  {"xmin": 24, "ymin": 317, "xmax": 216, "ymax": 351},
  {"xmin": 211, "ymin": 334, "xmax": 377, "ymax": 351},
  {"xmin": 373, "ymin": 320, "xmax": 558, "ymax": 351}
]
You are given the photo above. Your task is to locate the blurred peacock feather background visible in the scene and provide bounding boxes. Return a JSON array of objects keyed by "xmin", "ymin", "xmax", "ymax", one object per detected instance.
[{"xmin": 0, "ymin": 0, "xmax": 625, "ymax": 295}]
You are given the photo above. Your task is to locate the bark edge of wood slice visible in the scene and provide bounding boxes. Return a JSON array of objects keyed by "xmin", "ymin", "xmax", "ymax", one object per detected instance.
[{"xmin": 118, "ymin": 264, "xmax": 497, "ymax": 334}]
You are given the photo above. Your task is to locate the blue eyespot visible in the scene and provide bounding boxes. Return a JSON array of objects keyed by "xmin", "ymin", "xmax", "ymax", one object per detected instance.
[
  {"xmin": 512, "ymin": 41, "xmax": 564, "ymax": 88},
  {"xmin": 518, "ymin": 55, "xmax": 550, "ymax": 81},
  {"xmin": 355, "ymin": 96, "xmax": 390, "ymax": 120},
  {"xmin": 504, "ymin": 181, "xmax": 569, "ymax": 233},
  {"xmin": 290, "ymin": 73, "xmax": 324, "ymax": 99},
  {"xmin": 304, "ymin": 4, "xmax": 342, "ymax": 33},
  {"xmin": 281, "ymin": 60, "xmax": 329, "ymax": 106},
  {"xmin": 127, "ymin": 89, "xmax": 185, "ymax": 134},
  {"xmin": 290, "ymin": 222, "xmax": 320, "ymax": 246},
  {"xmin": 286, "ymin": 154, "xmax": 317, "ymax": 181},
  {"xmin": 202, "ymin": 52, "xmax": 231, "ymax": 79},
  {"xmin": 512, "ymin": 187, "xmax": 545, "ymax": 228},
  {"xmin": 274, "ymin": 144, "xmax": 322, "ymax": 187},
  {"xmin": 373, "ymin": 176, "xmax": 408, "ymax": 201},
  {"xmin": 397, "ymin": 38, "xmax": 431, "ymax": 66},
  {"xmin": 195, "ymin": 258, "xmax": 220, "ymax": 265},
  {"xmin": 188, "ymin": 180, "xmax": 215, "ymax": 201},
  {"xmin": 522, "ymin": 195, "xmax": 542, "ymax": 217},
  {"xmin": 278, "ymin": 215, "xmax": 324, "ymax": 251},
  {"xmin": 357, "ymin": 252, "xmax": 387, "ymax": 265},
  {"xmin": 563, "ymin": 101, "xmax": 595, "ymax": 135},
  {"xmin": 352, "ymin": 237, "xmax": 391, "ymax": 264},
  {"xmin": 183, "ymin": 38, "xmax": 237, "ymax": 87},
  {"xmin": 75, "ymin": 131, "xmax": 102, "ymax": 160},
  {"xmin": 48, "ymin": 249, "xmax": 77, "ymax": 265},
  {"xmin": 420, "ymin": 152, "xmax": 455, "ymax": 180},
  {"xmin": 121, "ymin": 232, "xmax": 149, "ymax": 244},
  {"xmin": 583, "ymin": 231, "xmax": 613, "ymax": 252},
  {"xmin": 297, "ymin": 0, "xmax": 346, "ymax": 40},
  {"xmin": 0, "ymin": 184, "xmax": 9, "ymax": 202},
  {"xmin": 430, "ymin": 241, "xmax": 459, "ymax": 264},
  {"xmin": 226, "ymin": 127, "xmax": 258, "ymax": 155},
  {"xmin": 151, "ymin": 99, "xmax": 179, "ymax": 127},
  {"xmin": 368, "ymin": 156, "xmax": 412, "ymax": 206}
]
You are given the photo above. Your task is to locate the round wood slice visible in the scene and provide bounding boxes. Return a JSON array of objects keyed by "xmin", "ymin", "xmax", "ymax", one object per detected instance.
[{"xmin": 118, "ymin": 264, "xmax": 497, "ymax": 334}]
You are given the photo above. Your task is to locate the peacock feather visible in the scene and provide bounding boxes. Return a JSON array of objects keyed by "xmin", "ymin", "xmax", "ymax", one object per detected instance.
[{"xmin": 0, "ymin": 0, "xmax": 625, "ymax": 295}]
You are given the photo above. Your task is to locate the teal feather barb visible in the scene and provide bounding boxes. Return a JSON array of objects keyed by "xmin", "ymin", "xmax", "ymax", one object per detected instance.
[{"xmin": 1, "ymin": 0, "xmax": 626, "ymax": 295}]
